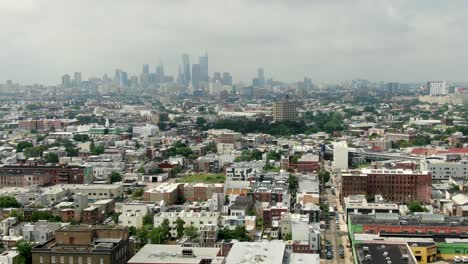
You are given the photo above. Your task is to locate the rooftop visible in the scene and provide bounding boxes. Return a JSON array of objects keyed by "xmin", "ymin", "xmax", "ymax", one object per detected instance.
[
  {"xmin": 224, "ymin": 241, "xmax": 286, "ymax": 264},
  {"xmin": 354, "ymin": 242, "xmax": 417, "ymax": 264},
  {"xmin": 127, "ymin": 244, "xmax": 224, "ymax": 264}
]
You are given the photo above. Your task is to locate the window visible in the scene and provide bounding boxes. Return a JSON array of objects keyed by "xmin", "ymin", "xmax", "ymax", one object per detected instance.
[
  {"xmin": 87, "ymin": 257, "xmax": 91, "ymax": 264},
  {"xmin": 69, "ymin": 257, "xmax": 73, "ymax": 264},
  {"xmin": 100, "ymin": 257, "xmax": 104, "ymax": 264},
  {"xmin": 60, "ymin": 256, "xmax": 64, "ymax": 264},
  {"xmin": 51, "ymin": 256, "xmax": 56, "ymax": 264},
  {"xmin": 78, "ymin": 257, "xmax": 82, "ymax": 264},
  {"xmin": 40, "ymin": 256, "xmax": 44, "ymax": 264}
]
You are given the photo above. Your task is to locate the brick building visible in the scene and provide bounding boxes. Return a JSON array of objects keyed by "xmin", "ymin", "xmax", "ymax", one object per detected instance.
[
  {"xmin": 32, "ymin": 225, "xmax": 133, "ymax": 264},
  {"xmin": 0, "ymin": 164, "xmax": 85, "ymax": 187},
  {"xmin": 340, "ymin": 169, "xmax": 432, "ymax": 204}
]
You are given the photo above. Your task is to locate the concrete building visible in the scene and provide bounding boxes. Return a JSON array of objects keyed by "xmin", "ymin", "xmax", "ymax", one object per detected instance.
[
  {"xmin": 154, "ymin": 211, "xmax": 219, "ymax": 238},
  {"xmin": 428, "ymin": 81, "xmax": 449, "ymax": 96},
  {"xmin": 132, "ymin": 124, "xmax": 159, "ymax": 138},
  {"xmin": 340, "ymin": 169, "xmax": 432, "ymax": 204},
  {"xmin": 343, "ymin": 195, "xmax": 399, "ymax": 218},
  {"xmin": 333, "ymin": 141, "xmax": 348, "ymax": 171},
  {"xmin": 224, "ymin": 240, "xmax": 286, "ymax": 264},
  {"xmin": 144, "ymin": 183, "xmax": 180, "ymax": 205},
  {"xmin": 225, "ymin": 161, "xmax": 264, "ymax": 181},
  {"xmin": 421, "ymin": 159, "xmax": 468, "ymax": 180},
  {"xmin": 272, "ymin": 99, "xmax": 298, "ymax": 122},
  {"xmin": 118, "ymin": 203, "xmax": 149, "ymax": 228},
  {"xmin": 31, "ymin": 225, "xmax": 133, "ymax": 264},
  {"xmin": 354, "ymin": 241, "xmax": 417, "ymax": 264},
  {"xmin": 22, "ymin": 220, "xmax": 64, "ymax": 244},
  {"xmin": 127, "ymin": 244, "xmax": 224, "ymax": 264}
]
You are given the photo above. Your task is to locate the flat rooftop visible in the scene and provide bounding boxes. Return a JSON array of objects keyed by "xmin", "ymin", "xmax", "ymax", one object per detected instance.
[
  {"xmin": 224, "ymin": 241, "xmax": 285, "ymax": 264},
  {"xmin": 127, "ymin": 244, "xmax": 224, "ymax": 264},
  {"xmin": 349, "ymin": 213, "xmax": 468, "ymax": 227},
  {"xmin": 354, "ymin": 242, "xmax": 417, "ymax": 264}
]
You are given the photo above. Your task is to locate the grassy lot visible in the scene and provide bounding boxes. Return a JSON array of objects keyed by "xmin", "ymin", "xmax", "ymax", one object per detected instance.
[{"xmin": 176, "ymin": 173, "xmax": 226, "ymax": 183}]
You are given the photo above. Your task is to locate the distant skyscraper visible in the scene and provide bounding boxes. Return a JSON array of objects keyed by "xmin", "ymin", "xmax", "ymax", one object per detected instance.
[
  {"xmin": 213, "ymin": 72, "xmax": 222, "ymax": 83},
  {"xmin": 61, "ymin": 74, "xmax": 71, "ymax": 88},
  {"xmin": 257, "ymin": 68, "xmax": 265, "ymax": 87},
  {"xmin": 191, "ymin": 64, "xmax": 201, "ymax": 90},
  {"xmin": 120, "ymin": 71, "xmax": 128, "ymax": 87},
  {"xmin": 199, "ymin": 52, "xmax": 209, "ymax": 82},
  {"xmin": 142, "ymin": 64, "xmax": 150, "ymax": 75},
  {"xmin": 385, "ymin": 82, "xmax": 400, "ymax": 95},
  {"xmin": 181, "ymin": 54, "xmax": 191, "ymax": 85},
  {"xmin": 428, "ymin": 81, "xmax": 448, "ymax": 96},
  {"xmin": 222, "ymin": 72, "xmax": 233, "ymax": 86},
  {"xmin": 304, "ymin": 77, "xmax": 312, "ymax": 90},
  {"xmin": 156, "ymin": 63, "xmax": 165, "ymax": 84},
  {"xmin": 272, "ymin": 98, "xmax": 298, "ymax": 121},
  {"xmin": 74, "ymin": 72, "xmax": 82, "ymax": 87}
]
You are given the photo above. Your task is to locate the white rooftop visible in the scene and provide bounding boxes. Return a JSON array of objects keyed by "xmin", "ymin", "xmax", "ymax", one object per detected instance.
[{"xmin": 224, "ymin": 240, "xmax": 285, "ymax": 264}]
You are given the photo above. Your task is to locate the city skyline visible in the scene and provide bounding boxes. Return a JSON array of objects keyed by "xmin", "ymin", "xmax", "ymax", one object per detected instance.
[{"xmin": 2, "ymin": 0, "xmax": 468, "ymax": 85}]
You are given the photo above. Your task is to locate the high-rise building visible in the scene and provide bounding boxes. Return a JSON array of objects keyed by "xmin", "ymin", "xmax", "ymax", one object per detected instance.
[
  {"xmin": 142, "ymin": 64, "xmax": 150, "ymax": 75},
  {"xmin": 199, "ymin": 52, "xmax": 209, "ymax": 82},
  {"xmin": 428, "ymin": 81, "xmax": 448, "ymax": 96},
  {"xmin": 222, "ymin": 72, "xmax": 233, "ymax": 86},
  {"xmin": 213, "ymin": 72, "xmax": 222, "ymax": 83},
  {"xmin": 191, "ymin": 64, "xmax": 201, "ymax": 90},
  {"xmin": 73, "ymin": 72, "xmax": 82, "ymax": 87},
  {"xmin": 120, "ymin": 71, "xmax": 128, "ymax": 87},
  {"xmin": 155, "ymin": 63, "xmax": 164, "ymax": 84},
  {"xmin": 61, "ymin": 74, "xmax": 71, "ymax": 88},
  {"xmin": 304, "ymin": 77, "xmax": 312, "ymax": 90},
  {"xmin": 181, "ymin": 54, "xmax": 191, "ymax": 85},
  {"xmin": 257, "ymin": 68, "xmax": 265, "ymax": 87},
  {"xmin": 386, "ymin": 82, "xmax": 400, "ymax": 95},
  {"xmin": 272, "ymin": 98, "xmax": 297, "ymax": 121}
]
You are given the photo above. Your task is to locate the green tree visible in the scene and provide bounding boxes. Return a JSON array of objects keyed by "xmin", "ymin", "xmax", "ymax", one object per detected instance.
[
  {"xmin": 44, "ymin": 152, "xmax": 59, "ymax": 163},
  {"xmin": 318, "ymin": 170, "xmax": 330, "ymax": 184},
  {"xmin": 184, "ymin": 225, "xmax": 199, "ymax": 240},
  {"xmin": 90, "ymin": 143, "xmax": 105, "ymax": 155},
  {"xmin": 0, "ymin": 196, "xmax": 21, "ymax": 208},
  {"xmin": 129, "ymin": 226, "xmax": 137, "ymax": 236},
  {"xmin": 407, "ymin": 200, "xmax": 428, "ymax": 213},
  {"xmin": 196, "ymin": 117, "xmax": 207, "ymax": 128},
  {"xmin": 73, "ymin": 134, "xmax": 90, "ymax": 142},
  {"xmin": 143, "ymin": 214, "xmax": 154, "ymax": 226},
  {"xmin": 176, "ymin": 217, "xmax": 185, "ymax": 239},
  {"xmin": 149, "ymin": 227, "xmax": 165, "ymax": 244},
  {"xmin": 16, "ymin": 240, "xmax": 33, "ymax": 264},
  {"xmin": 136, "ymin": 226, "xmax": 149, "ymax": 246},
  {"xmin": 109, "ymin": 171, "xmax": 122, "ymax": 183},
  {"xmin": 9, "ymin": 210, "xmax": 24, "ymax": 221},
  {"xmin": 24, "ymin": 145, "xmax": 48, "ymax": 158},
  {"xmin": 31, "ymin": 211, "xmax": 61, "ymax": 222},
  {"xmin": 16, "ymin": 141, "xmax": 33, "ymax": 152},
  {"xmin": 287, "ymin": 174, "xmax": 298, "ymax": 194},
  {"xmin": 132, "ymin": 189, "xmax": 144, "ymax": 199}
]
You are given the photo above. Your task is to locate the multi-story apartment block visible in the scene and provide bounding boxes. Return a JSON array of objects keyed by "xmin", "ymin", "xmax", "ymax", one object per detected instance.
[
  {"xmin": 31, "ymin": 225, "xmax": 133, "ymax": 264},
  {"xmin": 153, "ymin": 211, "xmax": 219, "ymax": 238},
  {"xmin": 340, "ymin": 169, "xmax": 432, "ymax": 204}
]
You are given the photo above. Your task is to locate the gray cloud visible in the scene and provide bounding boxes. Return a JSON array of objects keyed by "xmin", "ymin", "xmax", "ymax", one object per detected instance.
[{"xmin": 1, "ymin": 0, "xmax": 468, "ymax": 85}]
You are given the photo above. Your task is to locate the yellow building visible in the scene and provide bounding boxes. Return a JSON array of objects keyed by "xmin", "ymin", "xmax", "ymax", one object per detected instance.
[{"xmin": 408, "ymin": 242, "xmax": 438, "ymax": 264}]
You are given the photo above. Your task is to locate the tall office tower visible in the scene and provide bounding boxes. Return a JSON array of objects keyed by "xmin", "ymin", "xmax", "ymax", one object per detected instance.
[
  {"xmin": 272, "ymin": 98, "xmax": 298, "ymax": 121},
  {"xmin": 120, "ymin": 71, "xmax": 128, "ymax": 87},
  {"xmin": 428, "ymin": 81, "xmax": 448, "ymax": 96},
  {"xmin": 257, "ymin": 68, "xmax": 265, "ymax": 86},
  {"xmin": 213, "ymin": 72, "xmax": 222, "ymax": 83},
  {"xmin": 191, "ymin": 64, "xmax": 201, "ymax": 90},
  {"xmin": 142, "ymin": 64, "xmax": 150, "ymax": 75},
  {"xmin": 114, "ymin": 69, "xmax": 121, "ymax": 84},
  {"xmin": 61, "ymin": 74, "xmax": 71, "ymax": 88},
  {"xmin": 333, "ymin": 141, "xmax": 348, "ymax": 171},
  {"xmin": 304, "ymin": 77, "xmax": 312, "ymax": 90},
  {"xmin": 181, "ymin": 54, "xmax": 191, "ymax": 85},
  {"xmin": 155, "ymin": 63, "xmax": 165, "ymax": 84},
  {"xmin": 199, "ymin": 52, "xmax": 209, "ymax": 82},
  {"xmin": 386, "ymin": 82, "xmax": 400, "ymax": 95},
  {"xmin": 222, "ymin": 72, "xmax": 233, "ymax": 86},
  {"xmin": 73, "ymin": 72, "xmax": 82, "ymax": 87}
]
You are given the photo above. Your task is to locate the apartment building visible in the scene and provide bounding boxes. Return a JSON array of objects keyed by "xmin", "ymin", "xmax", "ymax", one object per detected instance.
[
  {"xmin": 340, "ymin": 169, "xmax": 432, "ymax": 204},
  {"xmin": 153, "ymin": 211, "xmax": 219, "ymax": 238}
]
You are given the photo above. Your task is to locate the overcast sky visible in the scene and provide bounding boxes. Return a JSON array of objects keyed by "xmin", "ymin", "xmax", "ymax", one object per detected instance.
[{"xmin": 1, "ymin": 0, "xmax": 468, "ymax": 85}]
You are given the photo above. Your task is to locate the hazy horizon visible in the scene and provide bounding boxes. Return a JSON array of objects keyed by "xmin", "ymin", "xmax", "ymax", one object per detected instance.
[{"xmin": 2, "ymin": 0, "xmax": 468, "ymax": 85}]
